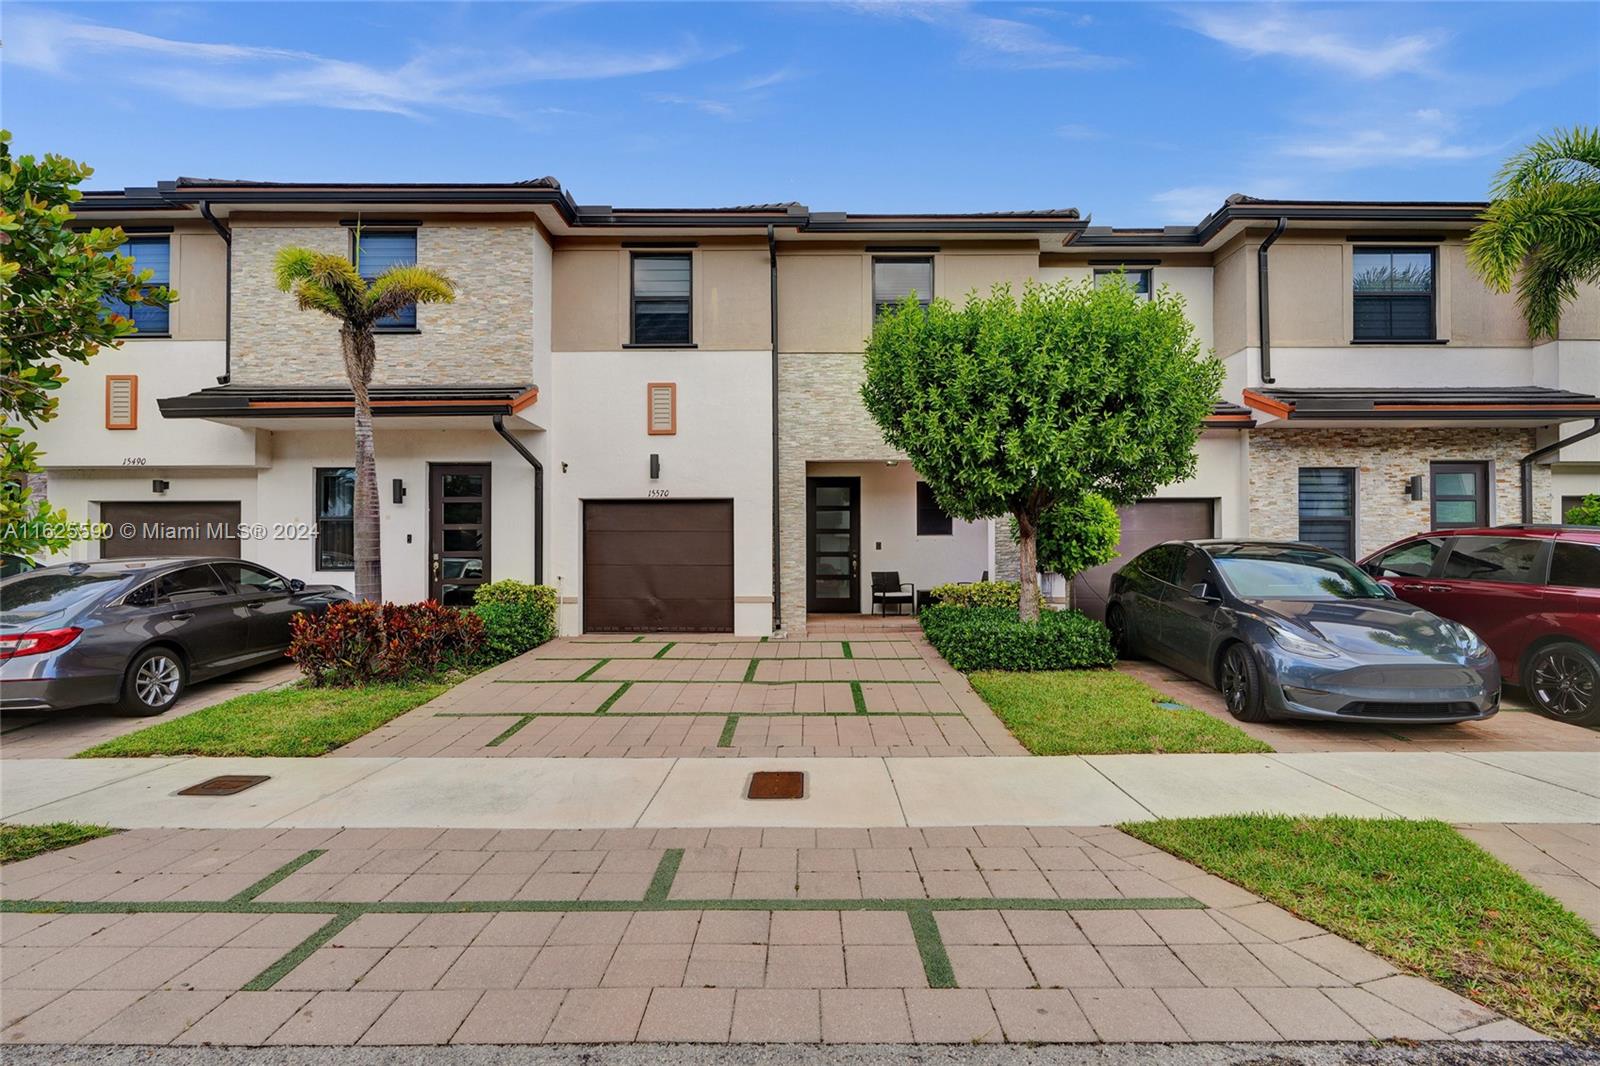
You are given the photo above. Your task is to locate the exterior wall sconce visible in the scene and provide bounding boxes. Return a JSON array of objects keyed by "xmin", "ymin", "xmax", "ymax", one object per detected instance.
[
  {"xmin": 1406, "ymin": 475, "xmax": 1425, "ymax": 502},
  {"xmin": 650, "ymin": 454, "xmax": 661, "ymax": 480},
  {"xmin": 885, "ymin": 459, "xmax": 899, "ymax": 467},
  {"xmin": 151, "ymin": 479, "xmax": 170, "ymax": 495},
  {"xmin": 392, "ymin": 478, "xmax": 407, "ymax": 505}
]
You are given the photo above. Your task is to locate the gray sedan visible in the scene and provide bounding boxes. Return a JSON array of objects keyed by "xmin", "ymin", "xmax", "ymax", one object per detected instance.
[
  {"xmin": 0, "ymin": 558, "xmax": 350, "ymax": 716},
  {"xmin": 1106, "ymin": 541, "xmax": 1499, "ymax": 725}
]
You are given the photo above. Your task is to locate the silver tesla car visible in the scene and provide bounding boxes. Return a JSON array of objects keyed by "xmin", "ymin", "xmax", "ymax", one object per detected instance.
[
  {"xmin": 1107, "ymin": 541, "xmax": 1499, "ymax": 725},
  {"xmin": 0, "ymin": 558, "xmax": 350, "ymax": 716}
]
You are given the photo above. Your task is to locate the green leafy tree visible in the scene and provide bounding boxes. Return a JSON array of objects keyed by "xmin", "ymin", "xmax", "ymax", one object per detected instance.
[
  {"xmin": 0, "ymin": 131, "xmax": 173, "ymax": 563},
  {"xmin": 1467, "ymin": 126, "xmax": 1600, "ymax": 338},
  {"xmin": 274, "ymin": 242, "xmax": 454, "ymax": 601},
  {"xmin": 1019, "ymin": 491, "xmax": 1121, "ymax": 582},
  {"xmin": 1565, "ymin": 493, "xmax": 1600, "ymax": 526},
  {"xmin": 864, "ymin": 278, "xmax": 1222, "ymax": 622}
]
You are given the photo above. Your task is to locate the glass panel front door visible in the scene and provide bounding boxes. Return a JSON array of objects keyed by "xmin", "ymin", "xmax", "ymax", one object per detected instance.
[
  {"xmin": 807, "ymin": 477, "xmax": 859, "ymax": 612},
  {"xmin": 430, "ymin": 464, "xmax": 491, "ymax": 606}
]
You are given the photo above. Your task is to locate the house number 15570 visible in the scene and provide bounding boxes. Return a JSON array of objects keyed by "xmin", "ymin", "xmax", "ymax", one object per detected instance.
[{"xmin": 648, "ymin": 488, "xmax": 669, "ymax": 497}]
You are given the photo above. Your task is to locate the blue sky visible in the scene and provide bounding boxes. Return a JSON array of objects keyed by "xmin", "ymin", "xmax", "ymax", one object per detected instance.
[{"xmin": 5, "ymin": 2, "xmax": 1596, "ymax": 225}]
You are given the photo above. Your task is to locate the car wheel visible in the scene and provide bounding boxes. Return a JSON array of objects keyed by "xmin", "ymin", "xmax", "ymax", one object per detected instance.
[
  {"xmin": 118, "ymin": 647, "xmax": 186, "ymax": 716},
  {"xmin": 1524, "ymin": 642, "xmax": 1600, "ymax": 726},
  {"xmin": 1106, "ymin": 606, "xmax": 1134, "ymax": 660},
  {"xmin": 1219, "ymin": 643, "xmax": 1270, "ymax": 723}
]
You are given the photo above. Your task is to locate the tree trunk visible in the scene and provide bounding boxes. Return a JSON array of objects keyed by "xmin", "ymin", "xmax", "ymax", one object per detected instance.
[
  {"xmin": 1015, "ymin": 508, "xmax": 1040, "ymax": 623},
  {"xmin": 342, "ymin": 326, "xmax": 382, "ymax": 603}
]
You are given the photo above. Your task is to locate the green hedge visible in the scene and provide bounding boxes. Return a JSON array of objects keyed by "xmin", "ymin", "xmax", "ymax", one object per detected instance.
[
  {"xmin": 927, "ymin": 580, "xmax": 1038, "ymax": 609},
  {"xmin": 472, "ymin": 580, "xmax": 559, "ymax": 662},
  {"xmin": 920, "ymin": 605, "xmax": 1115, "ymax": 672}
]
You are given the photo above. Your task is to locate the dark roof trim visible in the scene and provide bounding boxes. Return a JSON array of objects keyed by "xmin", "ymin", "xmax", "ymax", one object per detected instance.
[
  {"xmin": 159, "ymin": 383, "xmax": 538, "ymax": 420},
  {"xmin": 1076, "ymin": 197, "xmax": 1488, "ymax": 248},
  {"xmin": 1243, "ymin": 386, "xmax": 1600, "ymax": 422},
  {"xmin": 1205, "ymin": 400, "xmax": 1256, "ymax": 430}
]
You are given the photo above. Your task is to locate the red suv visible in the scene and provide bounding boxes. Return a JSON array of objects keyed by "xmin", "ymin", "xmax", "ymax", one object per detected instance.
[{"xmin": 1361, "ymin": 526, "xmax": 1600, "ymax": 725}]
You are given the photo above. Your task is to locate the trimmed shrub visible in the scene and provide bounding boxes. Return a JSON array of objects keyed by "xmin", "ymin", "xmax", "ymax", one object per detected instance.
[
  {"xmin": 928, "ymin": 580, "xmax": 1029, "ymax": 609},
  {"xmin": 1564, "ymin": 493, "xmax": 1600, "ymax": 526},
  {"xmin": 472, "ymin": 580, "xmax": 559, "ymax": 662},
  {"xmin": 289, "ymin": 600, "xmax": 485, "ymax": 686},
  {"xmin": 920, "ymin": 605, "xmax": 1115, "ymax": 672}
]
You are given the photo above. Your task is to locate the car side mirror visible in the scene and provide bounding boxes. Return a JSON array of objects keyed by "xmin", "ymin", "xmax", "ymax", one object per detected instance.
[
  {"xmin": 289, "ymin": 578, "xmax": 306, "ymax": 592},
  {"xmin": 1190, "ymin": 582, "xmax": 1221, "ymax": 603}
]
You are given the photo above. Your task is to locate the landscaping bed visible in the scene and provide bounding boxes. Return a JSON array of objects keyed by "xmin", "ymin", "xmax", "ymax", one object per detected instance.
[
  {"xmin": 1122, "ymin": 814, "xmax": 1600, "ymax": 1043},
  {"xmin": 970, "ymin": 668, "xmax": 1271, "ymax": 754},
  {"xmin": 0, "ymin": 822, "xmax": 114, "ymax": 864}
]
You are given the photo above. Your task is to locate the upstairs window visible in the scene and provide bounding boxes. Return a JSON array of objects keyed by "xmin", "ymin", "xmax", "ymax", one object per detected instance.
[
  {"xmin": 915, "ymin": 481, "xmax": 952, "ymax": 536},
  {"xmin": 103, "ymin": 236, "xmax": 170, "ymax": 335},
  {"xmin": 1094, "ymin": 268, "xmax": 1152, "ymax": 299},
  {"xmin": 631, "ymin": 253, "xmax": 692, "ymax": 345},
  {"xmin": 1353, "ymin": 247, "xmax": 1435, "ymax": 341},
  {"xmin": 873, "ymin": 257, "xmax": 933, "ymax": 320},
  {"xmin": 354, "ymin": 229, "xmax": 418, "ymax": 330},
  {"xmin": 315, "ymin": 467, "xmax": 355, "ymax": 571}
]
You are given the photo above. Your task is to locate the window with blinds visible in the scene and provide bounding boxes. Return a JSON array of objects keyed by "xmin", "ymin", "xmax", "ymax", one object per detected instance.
[
  {"xmin": 873, "ymin": 257, "xmax": 933, "ymax": 320},
  {"xmin": 354, "ymin": 229, "xmax": 418, "ymax": 330},
  {"xmin": 1298, "ymin": 468, "xmax": 1356, "ymax": 557},
  {"xmin": 1094, "ymin": 268, "xmax": 1152, "ymax": 299},
  {"xmin": 647, "ymin": 383, "xmax": 677, "ymax": 435},
  {"xmin": 105, "ymin": 375, "xmax": 138, "ymax": 430},
  {"xmin": 102, "ymin": 237, "xmax": 170, "ymax": 334},
  {"xmin": 631, "ymin": 253, "xmax": 692, "ymax": 345},
  {"xmin": 1353, "ymin": 247, "xmax": 1435, "ymax": 341}
]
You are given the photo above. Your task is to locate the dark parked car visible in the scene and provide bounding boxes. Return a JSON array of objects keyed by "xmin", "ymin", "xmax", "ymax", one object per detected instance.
[
  {"xmin": 1107, "ymin": 541, "xmax": 1499, "ymax": 725},
  {"xmin": 0, "ymin": 558, "xmax": 351, "ymax": 716},
  {"xmin": 1362, "ymin": 525, "xmax": 1600, "ymax": 725}
]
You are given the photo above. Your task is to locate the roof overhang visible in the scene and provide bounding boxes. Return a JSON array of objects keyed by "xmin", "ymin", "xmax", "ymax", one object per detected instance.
[
  {"xmin": 1242, "ymin": 387, "xmax": 1600, "ymax": 427},
  {"xmin": 1204, "ymin": 401, "xmax": 1256, "ymax": 430},
  {"xmin": 158, "ymin": 384, "xmax": 540, "ymax": 427},
  {"xmin": 1072, "ymin": 198, "xmax": 1488, "ymax": 254}
]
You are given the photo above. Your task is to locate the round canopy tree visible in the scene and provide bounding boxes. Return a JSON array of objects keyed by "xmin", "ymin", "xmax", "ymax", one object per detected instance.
[{"xmin": 863, "ymin": 278, "xmax": 1222, "ymax": 622}]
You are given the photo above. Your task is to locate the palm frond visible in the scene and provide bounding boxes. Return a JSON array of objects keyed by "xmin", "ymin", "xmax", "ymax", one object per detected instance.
[
  {"xmin": 292, "ymin": 280, "xmax": 348, "ymax": 319},
  {"xmin": 273, "ymin": 247, "xmax": 368, "ymax": 320},
  {"xmin": 1492, "ymin": 126, "xmax": 1600, "ymax": 199},
  {"xmin": 365, "ymin": 264, "xmax": 456, "ymax": 322}
]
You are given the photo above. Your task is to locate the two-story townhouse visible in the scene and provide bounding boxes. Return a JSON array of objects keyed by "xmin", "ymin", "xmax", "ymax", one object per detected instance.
[{"xmin": 34, "ymin": 180, "xmax": 1598, "ymax": 640}]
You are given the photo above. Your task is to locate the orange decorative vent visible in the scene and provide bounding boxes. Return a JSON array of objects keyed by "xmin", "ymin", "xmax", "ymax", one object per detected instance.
[
  {"xmin": 647, "ymin": 382, "xmax": 677, "ymax": 435},
  {"xmin": 106, "ymin": 375, "xmax": 138, "ymax": 430}
]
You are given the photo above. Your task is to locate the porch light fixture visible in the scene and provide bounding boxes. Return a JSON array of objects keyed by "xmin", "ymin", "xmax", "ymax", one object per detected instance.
[
  {"xmin": 885, "ymin": 459, "xmax": 898, "ymax": 467},
  {"xmin": 392, "ymin": 478, "xmax": 407, "ymax": 505},
  {"xmin": 151, "ymin": 479, "xmax": 170, "ymax": 495},
  {"xmin": 650, "ymin": 453, "xmax": 661, "ymax": 480},
  {"xmin": 1406, "ymin": 475, "xmax": 1425, "ymax": 501}
]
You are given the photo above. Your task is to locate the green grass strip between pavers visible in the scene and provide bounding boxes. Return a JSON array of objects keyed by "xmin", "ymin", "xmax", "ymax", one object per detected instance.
[
  {"xmin": 653, "ymin": 642, "xmax": 676, "ymax": 660},
  {"xmin": 486, "ymin": 716, "xmax": 537, "ymax": 747},
  {"xmin": 438, "ymin": 710, "xmax": 965, "ymax": 720},
  {"xmin": 742, "ymin": 659, "xmax": 759, "ymax": 683},
  {"xmin": 229, "ymin": 849, "xmax": 328, "ymax": 903},
  {"xmin": 0, "ymin": 823, "xmax": 117, "ymax": 864},
  {"xmin": 645, "ymin": 848, "xmax": 685, "ymax": 903},
  {"xmin": 850, "ymin": 681, "xmax": 867, "ymax": 714},
  {"xmin": 841, "ymin": 641, "xmax": 852, "ymax": 660},
  {"xmin": 594, "ymin": 681, "xmax": 633, "ymax": 714},
  {"xmin": 574, "ymin": 658, "xmax": 611, "ymax": 681},
  {"xmin": 718, "ymin": 716, "xmax": 739, "ymax": 747},
  {"xmin": 242, "ymin": 909, "xmax": 359, "ymax": 991},
  {"xmin": 908, "ymin": 905, "xmax": 956, "ymax": 989},
  {"xmin": 492, "ymin": 677, "xmax": 935, "ymax": 686}
]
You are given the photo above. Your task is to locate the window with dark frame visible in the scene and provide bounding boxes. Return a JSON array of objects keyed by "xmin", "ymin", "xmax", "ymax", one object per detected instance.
[
  {"xmin": 631, "ymin": 253, "xmax": 693, "ymax": 345},
  {"xmin": 354, "ymin": 229, "xmax": 418, "ymax": 330},
  {"xmin": 1094, "ymin": 268, "xmax": 1152, "ymax": 299},
  {"xmin": 1298, "ymin": 468, "xmax": 1356, "ymax": 558},
  {"xmin": 873, "ymin": 258, "xmax": 933, "ymax": 320},
  {"xmin": 1430, "ymin": 462, "xmax": 1488, "ymax": 529},
  {"xmin": 915, "ymin": 481, "xmax": 952, "ymax": 536},
  {"xmin": 315, "ymin": 468, "xmax": 355, "ymax": 571},
  {"xmin": 103, "ymin": 236, "xmax": 170, "ymax": 334},
  {"xmin": 1352, "ymin": 246, "xmax": 1435, "ymax": 341}
]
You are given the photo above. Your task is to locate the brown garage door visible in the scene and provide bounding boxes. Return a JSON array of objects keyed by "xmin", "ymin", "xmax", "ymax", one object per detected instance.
[
  {"xmin": 101, "ymin": 501, "xmax": 242, "ymax": 559},
  {"xmin": 584, "ymin": 500, "xmax": 734, "ymax": 633},
  {"xmin": 1070, "ymin": 499, "xmax": 1215, "ymax": 620}
]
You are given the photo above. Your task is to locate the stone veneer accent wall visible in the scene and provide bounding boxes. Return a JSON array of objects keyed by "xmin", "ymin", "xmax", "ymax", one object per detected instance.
[
  {"xmin": 1248, "ymin": 426, "xmax": 1551, "ymax": 556},
  {"xmin": 231, "ymin": 223, "xmax": 537, "ymax": 385},
  {"xmin": 777, "ymin": 353, "xmax": 906, "ymax": 634}
]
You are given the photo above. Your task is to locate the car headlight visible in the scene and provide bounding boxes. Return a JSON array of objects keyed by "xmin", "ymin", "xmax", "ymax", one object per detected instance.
[
  {"xmin": 1439, "ymin": 621, "xmax": 1489, "ymax": 658},
  {"xmin": 1264, "ymin": 620, "xmax": 1341, "ymax": 659}
]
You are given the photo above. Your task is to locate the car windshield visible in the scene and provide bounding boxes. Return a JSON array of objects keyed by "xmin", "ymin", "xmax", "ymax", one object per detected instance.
[
  {"xmin": 1212, "ymin": 548, "xmax": 1387, "ymax": 600},
  {"xmin": 0, "ymin": 571, "xmax": 125, "ymax": 621}
]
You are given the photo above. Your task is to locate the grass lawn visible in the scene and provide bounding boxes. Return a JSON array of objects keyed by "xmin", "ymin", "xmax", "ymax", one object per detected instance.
[
  {"xmin": 1123, "ymin": 815, "xmax": 1600, "ymax": 1043},
  {"xmin": 969, "ymin": 668, "xmax": 1271, "ymax": 754},
  {"xmin": 0, "ymin": 822, "xmax": 115, "ymax": 864},
  {"xmin": 75, "ymin": 680, "xmax": 450, "ymax": 758}
]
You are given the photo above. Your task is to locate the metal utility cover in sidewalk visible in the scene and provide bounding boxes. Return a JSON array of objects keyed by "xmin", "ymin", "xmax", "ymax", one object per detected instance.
[
  {"xmin": 177, "ymin": 775, "xmax": 271, "ymax": 797},
  {"xmin": 747, "ymin": 771, "xmax": 806, "ymax": 800}
]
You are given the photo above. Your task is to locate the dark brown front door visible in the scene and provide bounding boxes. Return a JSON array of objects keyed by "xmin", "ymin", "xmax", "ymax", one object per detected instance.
[
  {"xmin": 583, "ymin": 500, "xmax": 734, "ymax": 632},
  {"xmin": 807, "ymin": 477, "xmax": 860, "ymax": 613},
  {"xmin": 100, "ymin": 501, "xmax": 242, "ymax": 559},
  {"xmin": 430, "ymin": 464, "xmax": 490, "ymax": 606}
]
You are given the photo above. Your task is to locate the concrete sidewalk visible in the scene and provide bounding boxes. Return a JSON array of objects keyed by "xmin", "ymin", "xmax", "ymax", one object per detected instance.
[{"xmin": 4, "ymin": 751, "xmax": 1596, "ymax": 830}]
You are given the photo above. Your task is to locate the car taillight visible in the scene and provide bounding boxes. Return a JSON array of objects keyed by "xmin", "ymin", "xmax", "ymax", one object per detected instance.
[{"xmin": 0, "ymin": 627, "xmax": 84, "ymax": 660}]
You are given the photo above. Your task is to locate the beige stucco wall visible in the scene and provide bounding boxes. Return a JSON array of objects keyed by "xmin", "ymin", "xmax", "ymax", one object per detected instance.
[
  {"xmin": 1212, "ymin": 238, "xmax": 1252, "ymax": 358},
  {"xmin": 230, "ymin": 221, "xmax": 538, "ymax": 385},
  {"xmin": 1248, "ymin": 426, "xmax": 1551, "ymax": 557},
  {"xmin": 173, "ymin": 230, "xmax": 227, "ymax": 341}
]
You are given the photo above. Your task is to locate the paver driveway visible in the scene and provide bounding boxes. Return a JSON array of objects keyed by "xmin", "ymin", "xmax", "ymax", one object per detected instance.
[
  {"xmin": 0, "ymin": 824, "xmax": 1539, "ymax": 1046},
  {"xmin": 336, "ymin": 632, "xmax": 1025, "ymax": 758}
]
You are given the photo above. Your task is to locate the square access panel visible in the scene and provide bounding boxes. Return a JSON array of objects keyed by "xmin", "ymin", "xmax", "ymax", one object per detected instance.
[
  {"xmin": 746, "ymin": 771, "xmax": 806, "ymax": 800},
  {"xmin": 177, "ymin": 775, "xmax": 270, "ymax": 797}
]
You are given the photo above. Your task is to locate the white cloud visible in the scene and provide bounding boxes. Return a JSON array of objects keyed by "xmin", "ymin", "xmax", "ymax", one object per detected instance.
[
  {"xmin": 849, "ymin": 2, "xmax": 1121, "ymax": 70},
  {"xmin": 650, "ymin": 92, "xmax": 738, "ymax": 119},
  {"xmin": 1149, "ymin": 185, "xmax": 1236, "ymax": 224},
  {"xmin": 1178, "ymin": 6, "xmax": 1441, "ymax": 78},
  {"xmin": 5, "ymin": 10, "xmax": 733, "ymax": 119},
  {"xmin": 1280, "ymin": 129, "xmax": 1496, "ymax": 168}
]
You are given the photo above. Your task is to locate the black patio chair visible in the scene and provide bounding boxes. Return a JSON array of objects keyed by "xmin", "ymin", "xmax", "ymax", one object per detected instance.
[{"xmin": 870, "ymin": 572, "xmax": 916, "ymax": 616}]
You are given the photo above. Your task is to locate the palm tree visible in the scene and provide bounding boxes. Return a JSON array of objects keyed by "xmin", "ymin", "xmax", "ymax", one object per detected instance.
[
  {"xmin": 274, "ymin": 247, "xmax": 454, "ymax": 601},
  {"xmin": 1467, "ymin": 126, "xmax": 1600, "ymax": 339}
]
